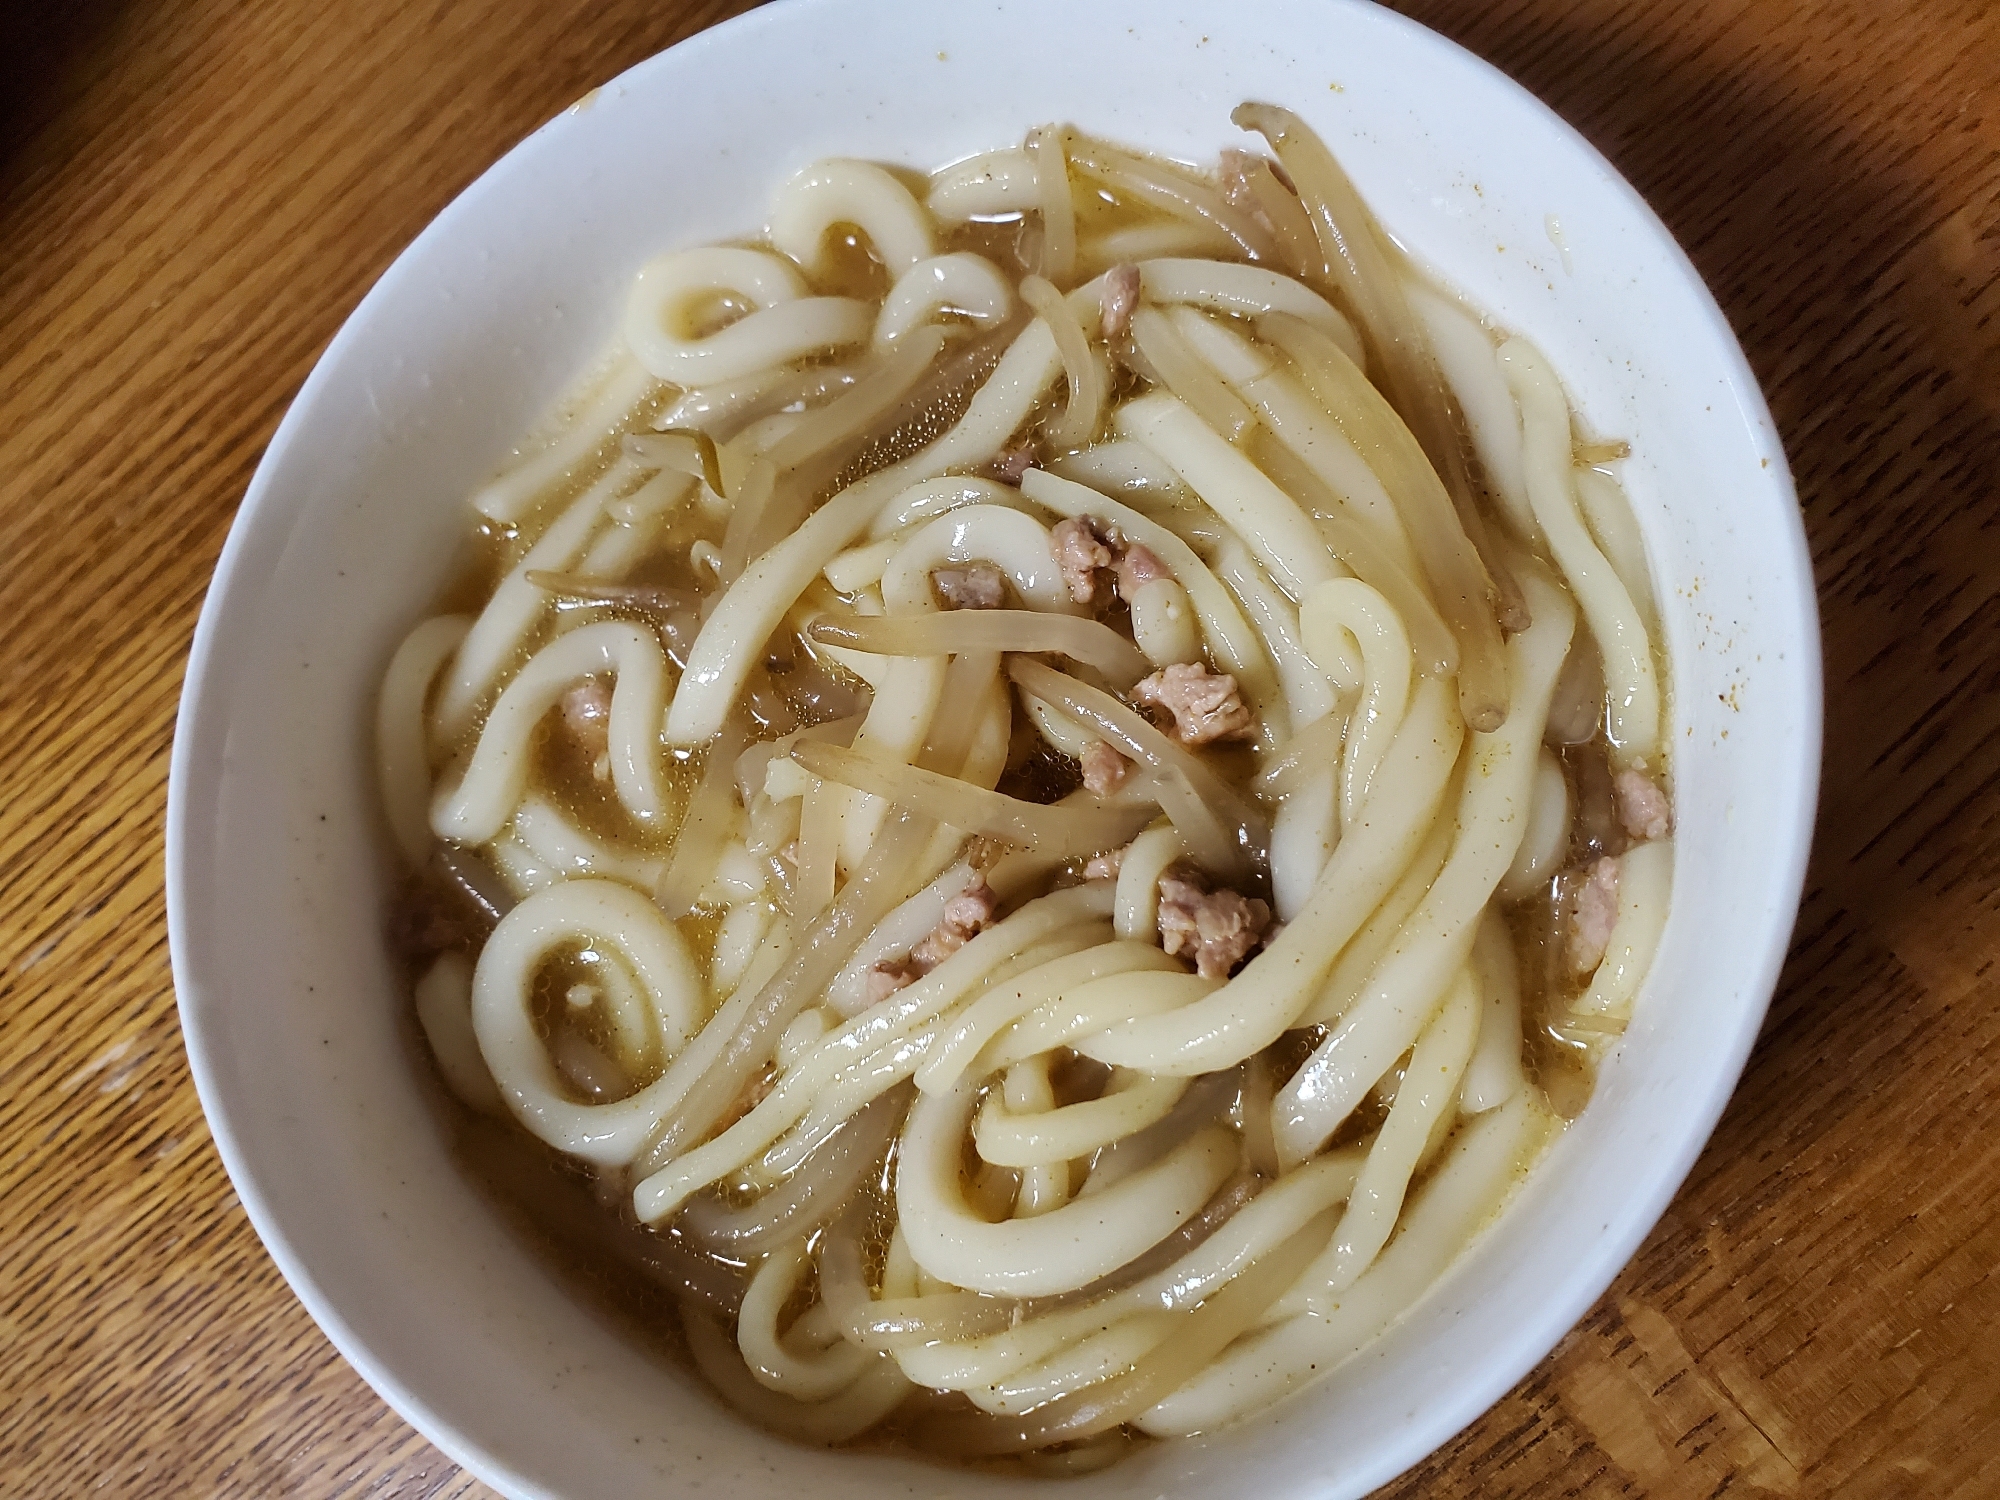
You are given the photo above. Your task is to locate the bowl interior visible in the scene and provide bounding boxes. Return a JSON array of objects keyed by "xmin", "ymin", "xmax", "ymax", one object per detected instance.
[{"xmin": 167, "ymin": 1, "xmax": 1819, "ymax": 1495}]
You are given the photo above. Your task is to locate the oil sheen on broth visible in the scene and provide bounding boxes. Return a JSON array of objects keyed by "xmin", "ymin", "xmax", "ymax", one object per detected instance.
[{"xmin": 377, "ymin": 103, "xmax": 1673, "ymax": 1471}]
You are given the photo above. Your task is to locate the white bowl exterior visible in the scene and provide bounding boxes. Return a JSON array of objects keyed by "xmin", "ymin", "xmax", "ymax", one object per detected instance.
[{"xmin": 167, "ymin": 1, "xmax": 1820, "ymax": 1496}]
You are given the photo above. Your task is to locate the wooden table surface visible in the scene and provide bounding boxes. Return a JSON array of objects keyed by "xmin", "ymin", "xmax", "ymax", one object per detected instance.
[{"xmin": 3, "ymin": 0, "xmax": 1996, "ymax": 1494}]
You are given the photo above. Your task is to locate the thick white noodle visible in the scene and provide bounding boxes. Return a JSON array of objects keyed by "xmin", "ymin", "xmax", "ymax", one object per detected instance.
[
  {"xmin": 1270, "ymin": 772, "xmax": 1339, "ymax": 922},
  {"xmin": 865, "ymin": 476, "xmax": 1025, "ymax": 538},
  {"xmin": 1137, "ymin": 1093, "xmax": 1548, "ymax": 1435},
  {"xmin": 1574, "ymin": 466, "xmax": 1658, "ymax": 631},
  {"xmin": 879, "ymin": 504, "xmax": 1072, "ymax": 613},
  {"xmin": 1021, "ymin": 693, "xmax": 1098, "ymax": 760},
  {"xmin": 768, "ymin": 158, "xmax": 936, "ymax": 277},
  {"xmin": 582, "ymin": 467, "xmax": 687, "ymax": 574},
  {"xmin": 377, "ymin": 615, "xmax": 471, "ymax": 864},
  {"xmin": 985, "ymin": 970, "xmax": 1215, "ymax": 1072},
  {"xmin": 431, "ymin": 621, "xmax": 670, "ymax": 845},
  {"xmin": 631, "ymin": 885, "xmax": 1114, "ymax": 1221},
  {"xmin": 975, "ymin": 1069, "xmax": 1189, "ymax": 1167},
  {"xmin": 926, "ymin": 148, "xmax": 1039, "ymax": 220},
  {"xmin": 1127, "ymin": 577, "xmax": 1203, "ymax": 668},
  {"xmin": 1074, "ymin": 677, "xmax": 1462, "ymax": 1076},
  {"xmin": 682, "ymin": 1304, "xmax": 912, "ymax": 1444},
  {"xmin": 1113, "ymin": 826, "xmax": 1186, "ymax": 941},
  {"xmin": 1503, "ymin": 339, "xmax": 1659, "ymax": 764},
  {"xmin": 1495, "ymin": 747, "xmax": 1570, "ymax": 903},
  {"xmin": 1116, "ymin": 391, "xmax": 1341, "ymax": 601},
  {"xmin": 759, "ymin": 924, "xmax": 1116, "ymax": 1183},
  {"xmin": 915, "ymin": 942, "xmax": 1184, "ymax": 1094},
  {"xmin": 435, "ymin": 456, "xmax": 642, "ymax": 740},
  {"xmin": 1271, "ymin": 571, "xmax": 1574, "ymax": 1162},
  {"xmin": 971, "ymin": 1313, "xmax": 1180, "ymax": 1416},
  {"xmin": 471, "ymin": 878, "xmax": 703, "ymax": 1165},
  {"xmin": 1215, "ymin": 534, "xmax": 1343, "ymax": 728},
  {"xmin": 899, "ymin": 1075, "xmax": 1236, "ymax": 1296},
  {"xmin": 1176, "ymin": 308, "xmax": 1421, "ymax": 580},
  {"xmin": 414, "ymin": 952, "xmax": 503, "ymax": 1113},
  {"xmin": 1572, "ymin": 837, "xmax": 1673, "ymax": 1023},
  {"xmin": 1301, "ymin": 814, "xmax": 1455, "ymax": 1029},
  {"xmin": 510, "ymin": 793, "xmax": 666, "ymax": 890},
  {"xmin": 626, "ymin": 246, "xmax": 872, "ymax": 384},
  {"xmin": 1002, "ymin": 1060, "xmax": 1073, "ymax": 1216},
  {"xmin": 1409, "ymin": 282, "xmax": 1532, "ymax": 539},
  {"xmin": 712, "ymin": 899, "xmax": 776, "ymax": 995},
  {"xmin": 873, "ymin": 253, "xmax": 1014, "ymax": 350},
  {"xmin": 739, "ymin": 1240, "xmax": 880, "ymax": 1400},
  {"xmin": 1312, "ymin": 967, "xmax": 1480, "ymax": 1292},
  {"xmin": 894, "ymin": 1147, "xmax": 1365, "ymax": 1391},
  {"xmin": 1459, "ymin": 910, "xmax": 1526, "ymax": 1113},
  {"xmin": 1301, "ymin": 577, "xmax": 1413, "ymax": 827},
  {"xmin": 1044, "ymin": 438, "xmax": 1195, "ymax": 505},
  {"xmin": 1138, "ymin": 258, "xmax": 1362, "ymax": 366},
  {"xmin": 488, "ymin": 835, "xmax": 558, "ymax": 898}
]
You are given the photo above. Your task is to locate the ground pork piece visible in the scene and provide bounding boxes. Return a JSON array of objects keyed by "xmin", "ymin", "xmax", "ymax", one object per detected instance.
[
  {"xmin": 865, "ymin": 960, "xmax": 920, "ymax": 1005},
  {"xmin": 909, "ymin": 880, "xmax": 1001, "ymax": 970},
  {"xmin": 867, "ymin": 881, "xmax": 1003, "ymax": 995},
  {"xmin": 1157, "ymin": 875, "xmax": 1273, "ymax": 980},
  {"xmin": 1114, "ymin": 542, "xmax": 1171, "ymax": 598},
  {"xmin": 1132, "ymin": 662, "xmax": 1254, "ymax": 744},
  {"xmin": 1566, "ymin": 856, "xmax": 1622, "ymax": 976},
  {"xmin": 1051, "ymin": 516, "xmax": 1117, "ymax": 605},
  {"xmin": 1613, "ymin": 768, "xmax": 1672, "ymax": 842},
  {"xmin": 1079, "ymin": 738, "xmax": 1130, "ymax": 796},
  {"xmin": 931, "ymin": 563, "xmax": 1008, "ymax": 610},
  {"xmin": 985, "ymin": 442, "xmax": 1038, "ymax": 485},
  {"xmin": 561, "ymin": 676, "xmax": 614, "ymax": 779},
  {"xmin": 1083, "ymin": 844, "xmax": 1127, "ymax": 882},
  {"xmin": 1100, "ymin": 263, "xmax": 1142, "ymax": 341}
]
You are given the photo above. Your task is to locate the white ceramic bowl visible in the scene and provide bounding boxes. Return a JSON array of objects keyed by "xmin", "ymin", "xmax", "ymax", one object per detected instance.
[{"xmin": 167, "ymin": 0, "xmax": 1820, "ymax": 1494}]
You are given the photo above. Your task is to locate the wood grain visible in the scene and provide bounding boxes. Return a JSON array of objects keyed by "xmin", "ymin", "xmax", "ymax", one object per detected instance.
[{"xmin": 0, "ymin": 0, "xmax": 1993, "ymax": 1495}]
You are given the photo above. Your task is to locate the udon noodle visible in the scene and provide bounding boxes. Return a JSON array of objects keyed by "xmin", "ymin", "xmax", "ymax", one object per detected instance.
[{"xmin": 379, "ymin": 103, "xmax": 1673, "ymax": 1469}]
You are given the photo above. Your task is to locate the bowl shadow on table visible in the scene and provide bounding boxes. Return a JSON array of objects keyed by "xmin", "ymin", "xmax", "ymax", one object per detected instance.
[
  {"xmin": 0, "ymin": 0, "xmax": 129, "ymax": 184},
  {"xmin": 1374, "ymin": 3, "xmax": 2000, "ymax": 1495}
]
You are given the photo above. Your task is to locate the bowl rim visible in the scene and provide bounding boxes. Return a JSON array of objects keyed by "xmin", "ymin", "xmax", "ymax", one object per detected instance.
[{"xmin": 166, "ymin": 0, "xmax": 1823, "ymax": 1494}]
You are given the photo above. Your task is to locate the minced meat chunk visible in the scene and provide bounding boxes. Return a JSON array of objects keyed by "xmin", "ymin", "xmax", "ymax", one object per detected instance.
[
  {"xmin": 867, "ymin": 880, "xmax": 1002, "ymax": 999},
  {"xmin": 1613, "ymin": 768, "xmax": 1671, "ymax": 843},
  {"xmin": 932, "ymin": 563, "xmax": 1008, "ymax": 610},
  {"xmin": 1080, "ymin": 738, "xmax": 1130, "ymax": 795},
  {"xmin": 1050, "ymin": 515, "xmax": 1177, "ymax": 611},
  {"xmin": 1115, "ymin": 542, "xmax": 1171, "ymax": 596},
  {"xmin": 1132, "ymin": 662, "xmax": 1254, "ymax": 745},
  {"xmin": 1566, "ymin": 856, "xmax": 1622, "ymax": 976},
  {"xmin": 1158, "ymin": 875, "xmax": 1272, "ymax": 980},
  {"xmin": 1083, "ymin": 844, "xmax": 1126, "ymax": 882},
  {"xmin": 1100, "ymin": 263, "xmax": 1142, "ymax": 341},
  {"xmin": 985, "ymin": 442, "xmax": 1038, "ymax": 485},
  {"xmin": 1051, "ymin": 516, "xmax": 1117, "ymax": 605}
]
